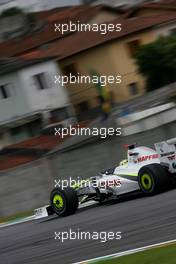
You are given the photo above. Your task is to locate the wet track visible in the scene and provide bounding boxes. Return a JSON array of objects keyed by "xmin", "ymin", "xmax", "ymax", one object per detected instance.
[{"xmin": 1, "ymin": 189, "xmax": 176, "ymax": 264}]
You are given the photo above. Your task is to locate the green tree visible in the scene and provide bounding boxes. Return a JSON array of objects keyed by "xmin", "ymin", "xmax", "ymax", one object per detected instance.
[
  {"xmin": 0, "ymin": 7, "xmax": 36, "ymax": 26},
  {"xmin": 1, "ymin": 7, "xmax": 24, "ymax": 17},
  {"xmin": 135, "ymin": 35, "xmax": 176, "ymax": 91}
]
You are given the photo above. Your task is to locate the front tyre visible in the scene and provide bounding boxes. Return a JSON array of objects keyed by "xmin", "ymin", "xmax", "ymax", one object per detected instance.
[
  {"xmin": 50, "ymin": 187, "xmax": 79, "ymax": 216},
  {"xmin": 138, "ymin": 163, "xmax": 170, "ymax": 195}
]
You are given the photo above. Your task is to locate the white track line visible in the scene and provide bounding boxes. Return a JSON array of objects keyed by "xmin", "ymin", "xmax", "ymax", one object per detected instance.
[
  {"xmin": 0, "ymin": 201, "xmax": 98, "ymax": 228},
  {"xmin": 0, "ymin": 216, "xmax": 35, "ymax": 228},
  {"xmin": 73, "ymin": 238, "xmax": 176, "ymax": 264}
]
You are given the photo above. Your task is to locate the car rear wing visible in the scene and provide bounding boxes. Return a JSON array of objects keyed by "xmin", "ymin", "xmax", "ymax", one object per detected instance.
[{"xmin": 155, "ymin": 138, "xmax": 176, "ymax": 173}]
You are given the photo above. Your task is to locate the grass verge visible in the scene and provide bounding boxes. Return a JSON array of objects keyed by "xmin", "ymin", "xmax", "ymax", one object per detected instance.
[
  {"xmin": 95, "ymin": 243, "xmax": 176, "ymax": 264},
  {"xmin": 0, "ymin": 210, "xmax": 33, "ymax": 224}
]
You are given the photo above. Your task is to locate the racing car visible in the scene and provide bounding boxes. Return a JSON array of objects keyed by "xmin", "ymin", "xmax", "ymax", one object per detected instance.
[{"xmin": 47, "ymin": 138, "xmax": 176, "ymax": 217}]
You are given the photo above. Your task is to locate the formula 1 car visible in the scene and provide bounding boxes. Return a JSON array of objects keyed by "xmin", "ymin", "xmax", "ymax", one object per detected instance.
[{"xmin": 46, "ymin": 138, "xmax": 176, "ymax": 217}]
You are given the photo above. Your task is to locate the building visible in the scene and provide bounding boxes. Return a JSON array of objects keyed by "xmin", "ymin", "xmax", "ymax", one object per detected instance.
[
  {"xmin": 58, "ymin": 15, "xmax": 176, "ymax": 114},
  {"xmin": 0, "ymin": 4, "xmax": 121, "ymax": 42},
  {"xmin": 0, "ymin": 2, "xmax": 176, "ymax": 119},
  {"xmin": 0, "ymin": 0, "xmax": 81, "ymax": 13},
  {"xmin": 0, "ymin": 56, "xmax": 74, "ymax": 148},
  {"xmin": 83, "ymin": 0, "xmax": 146, "ymax": 7}
]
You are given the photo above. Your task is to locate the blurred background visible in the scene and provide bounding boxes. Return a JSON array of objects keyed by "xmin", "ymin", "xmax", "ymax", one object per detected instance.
[{"xmin": 0, "ymin": 0, "xmax": 176, "ymax": 218}]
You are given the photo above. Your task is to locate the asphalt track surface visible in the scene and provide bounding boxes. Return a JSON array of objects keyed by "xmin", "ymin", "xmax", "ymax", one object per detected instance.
[{"xmin": 1, "ymin": 189, "xmax": 176, "ymax": 264}]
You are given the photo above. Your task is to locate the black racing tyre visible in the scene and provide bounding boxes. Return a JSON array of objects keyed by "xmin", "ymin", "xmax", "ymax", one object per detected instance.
[
  {"xmin": 50, "ymin": 187, "xmax": 79, "ymax": 216},
  {"xmin": 138, "ymin": 163, "xmax": 170, "ymax": 195}
]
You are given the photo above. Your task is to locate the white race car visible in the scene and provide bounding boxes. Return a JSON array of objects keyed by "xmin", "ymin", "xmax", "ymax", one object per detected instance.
[{"xmin": 40, "ymin": 138, "xmax": 176, "ymax": 217}]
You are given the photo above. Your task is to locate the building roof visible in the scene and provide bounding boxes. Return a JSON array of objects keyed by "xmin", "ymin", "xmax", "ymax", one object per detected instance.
[
  {"xmin": 0, "ymin": 56, "xmax": 55, "ymax": 75},
  {"xmin": 0, "ymin": 121, "xmax": 88, "ymax": 171},
  {"xmin": 0, "ymin": 5, "xmax": 122, "ymax": 57},
  {"xmin": 155, "ymin": 0, "xmax": 176, "ymax": 5},
  {"xmin": 0, "ymin": 3, "xmax": 176, "ymax": 62},
  {"xmin": 33, "ymin": 4, "xmax": 124, "ymax": 23},
  {"xmin": 124, "ymin": 0, "xmax": 176, "ymax": 18},
  {"xmin": 32, "ymin": 6, "xmax": 71, "ymax": 22},
  {"xmin": 16, "ymin": 13, "xmax": 176, "ymax": 62}
]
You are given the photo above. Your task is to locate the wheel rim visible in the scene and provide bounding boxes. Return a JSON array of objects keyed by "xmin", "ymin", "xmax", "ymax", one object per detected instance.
[
  {"xmin": 53, "ymin": 194, "xmax": 64, "ymax": 209},
  {"xmin": 141, "ymin": 173, "xmax": 153, "ymax": 191}
]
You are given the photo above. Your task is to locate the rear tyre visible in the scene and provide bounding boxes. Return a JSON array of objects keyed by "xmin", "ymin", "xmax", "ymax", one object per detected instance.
[
  {"xmin": 50, "ymin": 187, "xmax": 79, "ymax": 216},
  {"xmin": 138, "ymin": 163, "xmax": 170, "ymax": 195}
]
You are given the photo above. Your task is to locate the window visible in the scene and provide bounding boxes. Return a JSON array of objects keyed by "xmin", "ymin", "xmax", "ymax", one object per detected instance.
[
  {"xmin": 33, "ymin": 73, "xmax": 50, "ymax": 90},
  {"xmin": 62, "ymin": 63, "xmax": 78, "ymax": 76},
  {"xmin": 127, "ymin": 39, "xmax": 140, "ymax": 57},
  {"xmin": 170, "ymin": 28, "xmax": 176, "ymax": 36},
  {"xmin": 75, "ymin": 101, "xmax": 90, "ymax": 121},
  {"xmin": 10, "ymin": 120, "xmax": 42, "ymax": 143},
  {"xmin": 50, "ymin": 107, "xmax": 69, "ymax": 123},
  {"xmin": 10, "ymin": 126, "xmax": 29, "ymax": 143},
  {"xmin": 128, "ymin": 82, "xmax": 139, "ymax": 95},
  {"xmin": 0, "ymin": 83, "xmax": 14, "ymax": 99},
  {"xmin": 76, "ymin": 101, "xmax": 90, "ymax": 112}
]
